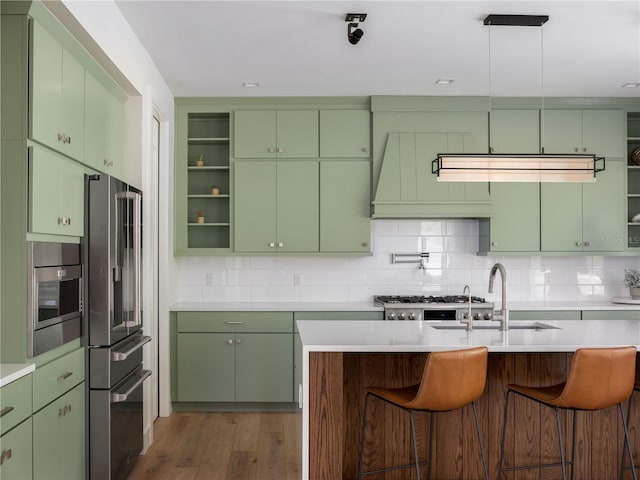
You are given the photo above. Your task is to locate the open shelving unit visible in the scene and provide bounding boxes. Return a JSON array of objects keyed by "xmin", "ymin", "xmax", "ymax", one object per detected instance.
[
  {"xmin": 177, "ymin": 112, "xmax": 231, "ymax": 252},
  {"xmin": 627, "ymin": 112, "xmax": 640, "ymax": 249}
]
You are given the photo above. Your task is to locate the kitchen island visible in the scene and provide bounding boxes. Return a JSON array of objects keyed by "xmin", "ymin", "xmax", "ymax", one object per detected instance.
[{"xmin": 298, "ymin": 319, "xmax": 640, "ymax": 480}]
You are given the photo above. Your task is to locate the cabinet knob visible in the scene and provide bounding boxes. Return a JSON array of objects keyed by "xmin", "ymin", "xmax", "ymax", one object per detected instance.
[
  {"xmin": 66, "ymin": 136, "xmax": 71, "ymax": 144},
  {"xmin": 574, "ymin": 147, "xmax": 579, "ymax": 152},
  {"xmin": 361, "ymin": 242, "xmax": 368, "ymax": 247},
  {"xmin": 584, "ymin": 241, "xmax": 590, "ymax": 247},
  {"xmin": 490, "ymin": 147, "xmax": 495, "ymax": 153},
  {"xmin": 277, "ymin": 148, "xmax": 284, "ymax": 154},
  {"xmin": 236, "ymin": 339, "xmax": 242, "ymax": 344},
  {"xmin": 278, "ymin": 242, "xmax": 284, "ymax": 248},
  {"xmin": 491, "ymin": 241, "xmax": 497, "ymax": 247},
  {"xmin": 0, "ymin": 448, "xmax": 12, "ymax": 465},
  {"xmin": 575, "ymin": 241, "xmax": 582, "ymax": 247},
  {"xmin": 58, "ymin": 133, "xmax": 65, "ymax": 142},
  {"xmin": 227, "ymin": 339, "xmax": 233, "ymax": 345},
  {"xmin": 269, "ymin": 242, "xmax": 276, "ymax": 248},
  {"xmin": 583, "ymin": 147, "xmax": 587, "ymax": 153},
  {"xmin": 362, "ymin": 147, "xmax": 369, "ymax": 153},
  {"xmin": 268, "ymin": 148, "xmax": 275, "ymax": 154}
]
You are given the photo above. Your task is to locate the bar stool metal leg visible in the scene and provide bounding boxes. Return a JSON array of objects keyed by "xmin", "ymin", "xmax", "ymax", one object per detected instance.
[
  {"xmin": 619, "ymin": 402, "xmax": 638, "ymax": 480},
  {"xmin": 497, "ymin": 389, "xmax": 512, "ymax": 480},
  {"xmin": 472, "ymin": 401, "xmax": 490, "ymax": 480},
  {"xmin": 408, "ymin": 410, "xmax": 421, "ymax": 480},
  {"xmin": 427, "ymin": 411, "xmax": 434, "ymax": 480},
  {"xmin": 554, "ymin": 407, "xmax": 568, "ymax": 480}
]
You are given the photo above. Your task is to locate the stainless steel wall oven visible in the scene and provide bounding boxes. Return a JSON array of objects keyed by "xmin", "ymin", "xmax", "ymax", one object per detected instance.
[{"xmin": 27, "ymin": 241, "xmax": 83, "ymax": 357}]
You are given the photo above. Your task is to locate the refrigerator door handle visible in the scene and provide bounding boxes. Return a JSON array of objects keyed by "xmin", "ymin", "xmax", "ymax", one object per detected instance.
[
  {"xmin": 118, "ymin": 191, "xmax": 142, "ymax": 329},
  {"xmin": 111, "ymin": 335, "xmax": 151, "ymax": 361},
  {"xmin": 110, "ymin": 369, "xmax": 151, "ymax": 403}
]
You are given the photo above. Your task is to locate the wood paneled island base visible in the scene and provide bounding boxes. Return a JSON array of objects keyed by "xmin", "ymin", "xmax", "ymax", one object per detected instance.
[{"xmin": 309, "ymin": 351, "xmax": 640, "ymax": 480}]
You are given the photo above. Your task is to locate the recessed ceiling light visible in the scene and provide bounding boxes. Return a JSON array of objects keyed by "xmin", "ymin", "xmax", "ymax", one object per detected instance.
[
  {"xmin": 435, "ymin": 79, "xmax": 454, "ymax": 85},
  {"xmin": 622, "ymin": 83, "xmax": 640, "ymax": 88},
  {"xmin": 242, "ymin": 82, "xmax": 260, "ymax": 88}
]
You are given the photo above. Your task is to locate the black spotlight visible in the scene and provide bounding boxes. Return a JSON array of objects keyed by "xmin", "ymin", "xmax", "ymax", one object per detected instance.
[{"xmin": 345, "ymin": 13, "xmax": 367, "ymax": 45}]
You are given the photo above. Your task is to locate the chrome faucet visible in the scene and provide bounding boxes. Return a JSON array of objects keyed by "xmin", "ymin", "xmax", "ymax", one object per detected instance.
[
  {"xmin": 488, "ymin": 263, "xmax": 509, "ymax": 331},
  {"xmin": 462, "ymin": 285, "xmax": 473, "ymax": 331}
]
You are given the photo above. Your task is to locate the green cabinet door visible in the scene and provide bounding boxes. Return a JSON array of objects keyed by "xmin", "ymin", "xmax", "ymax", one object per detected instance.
[
  {"xmin": 234, "ymin": 110, "xmax": 318, "ymax": 159},
  {"xmin": 84, "ymin": 72, "xmax": 107, "ymax": 172},
  {"xmin": 582, "ymin": 110, "xmax": 624, "ymax": 157},
  {"xmin": 488, "ymin": 110, "xmax": 541, "ymax": 252},
  {"xmin": 30, "ymin": 145, "xmax": 85, "ymax": 237},
  {"xmin": 294, "ymin": 332, "xmax": 301, "ymax": 405},
  {"xmin": 176, "ymin": 333, "xmax": 235, "ymax": 402},
  {"xmin": 234, "ymin": 110, "xmax": 277, "ymax": 158},
  {"xmin": 0, "ymin": 418, "xmax": 33, "ymax": 480},
  {"xmin": 234, "ymin": 161, "xmax": 277, "ymax": 252},
  {"xmin": 30, "ymin": 20, "xmax": 84, "ymax": 161},
  {"xmin": 320, "ymin": 160, "xmax": 371, "ymax": 252},
  {"xmin": 320, "ymin": 110, "xmax": 370, "ymax": 158},
  {"xmin": 276, "ymin": 161, "xmax": 319, "ymax": 252},
  {"xmin": 582, "ymin": 160, "xmax": 625, "ymax": 251},
  {"xmin": 105, "ymin": 90, "xmax": 124, "ymax": 179},
  {"xmin": 276, "ymin": 111, "xmax": 318, "ymax": 158},
  {"xmin": 236, "ymin": 333, "xmax": 293, "ymax": 402},
  {"xmin": 30, "ymin": 20, "xmax": 63, "ymax": 153},
  {"xmin": 540, "ymin": 182, "xmax": 583, "ymax": 251},
  {"xmin": 542, "ymin": 110, "xmax": 583, "ymax": 154},
  {"xmin": 33, "ymin": 383, "xmax": 85, "ymax": 480}
]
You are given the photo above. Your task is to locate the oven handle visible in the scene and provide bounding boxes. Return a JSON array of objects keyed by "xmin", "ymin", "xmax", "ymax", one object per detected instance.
[
  {"xmin": 110, "ymin": 369, "xmax": 151, "ymax": 403},
  {"xmin": 111, "ymin": 335, "xmax": 151, "ymax": 361}
]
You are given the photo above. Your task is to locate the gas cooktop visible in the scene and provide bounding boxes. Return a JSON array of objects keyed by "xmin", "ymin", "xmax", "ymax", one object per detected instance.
[{"xmin": 374, "ymin": 295, "xmax": 487, "ymax": 305}]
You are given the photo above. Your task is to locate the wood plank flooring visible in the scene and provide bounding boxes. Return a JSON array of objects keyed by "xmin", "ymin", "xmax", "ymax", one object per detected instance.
[{"xmin": 128, "ymin": 412, "xmax": 302, "ymax": 480}]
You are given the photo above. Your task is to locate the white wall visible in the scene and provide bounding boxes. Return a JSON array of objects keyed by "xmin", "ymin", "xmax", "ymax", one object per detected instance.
[
  {"xmin": 55, "ymin": 0, "xmax": 177, "ymax": 445},
  {"xmin": 174, "ymin": 219, "xmax": 640, "ymax": 304}
]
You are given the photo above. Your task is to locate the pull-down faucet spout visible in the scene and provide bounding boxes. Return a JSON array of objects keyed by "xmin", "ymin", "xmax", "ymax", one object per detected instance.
[{"xmin": 488, "ymin": 263, "xmax": 509, "ymax": 331}]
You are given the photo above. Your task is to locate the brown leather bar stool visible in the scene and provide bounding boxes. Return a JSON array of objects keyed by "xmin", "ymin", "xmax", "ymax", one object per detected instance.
[
  {"xmin": 498, "ymin": 346, "xmax": 637, "ymax": 480},
  {"xmin": 357, "ymin": 346, "xmax": 489, "ymax": 480}
]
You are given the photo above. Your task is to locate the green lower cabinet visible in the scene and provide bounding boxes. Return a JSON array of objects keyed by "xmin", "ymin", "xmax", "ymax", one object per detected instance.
[
  {"xmin": 0, "ymin": 418, "xmax": 33, "ymax": 480},
  {"xmin": 176, "ymin": 332, "xmax": 293, "ymax": 402},
  {"xmin": 236, "ymin": 333, "xmax": 292, "ymax": 402},
  {"xmin": 177, "ymin": 333, "xmax": 235, "ymax": 402},
  {"xmin": 33, "ymin": 382, "xmax": 85, "ymax": 480},
  {"xmin": 320, "ymin": 161, "xmax": 371, "ymax": 252}
]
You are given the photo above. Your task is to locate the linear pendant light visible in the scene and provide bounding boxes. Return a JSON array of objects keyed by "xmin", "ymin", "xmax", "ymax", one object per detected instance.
[{"xmin": 432, "ymin": 14, "xmax": 605, "ymax": 183}]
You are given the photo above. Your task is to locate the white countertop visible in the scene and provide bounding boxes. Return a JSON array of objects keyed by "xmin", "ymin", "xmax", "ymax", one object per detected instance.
[
  {"xmin": 170, "ymin": 300, "xmax": 640, "ymax": 312},
  {"xmin": 0, "ymin": 363, "xmax": 35, "ymax": 387},
  {"xmin": 297, "ymin": 319, "xmax": 640, "ymax": 353}
]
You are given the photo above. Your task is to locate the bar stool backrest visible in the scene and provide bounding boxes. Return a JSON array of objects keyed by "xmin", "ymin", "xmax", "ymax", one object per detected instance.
[
  {"xmin": 405, "ymin": 346, "xmax": 488, "ymax": 412},
  {"xmin": 556, "ymin": 346, "xmax": 637, "ymax": 410}
]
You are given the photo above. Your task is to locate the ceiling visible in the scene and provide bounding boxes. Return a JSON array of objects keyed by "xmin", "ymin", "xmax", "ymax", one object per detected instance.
[{"xmin": 115, "ymin": 1, "xmax": 640, "ymax": 98}]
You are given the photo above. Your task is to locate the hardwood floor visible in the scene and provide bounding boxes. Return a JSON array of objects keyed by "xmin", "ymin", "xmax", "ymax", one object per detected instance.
[{"xmin": 128, "ymin": 412, "xmax": 302, "ymax": 480}]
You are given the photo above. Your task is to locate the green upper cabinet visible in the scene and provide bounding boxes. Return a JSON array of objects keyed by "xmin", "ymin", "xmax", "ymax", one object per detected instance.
[
  {"xmin": 234, "ymin": 160, "xmax": 319, "ymax": 252},
  {"xmin": 541, "ymin": 160, "xmax": 625, "ymax": 252},
  {"xmin": 30, "ymin": 19, "xmax": 84, "ymax": 162},
  {"xmin": 481, "ymin": 110, "xmax": 541, "ymax": 253},
  {"xmin": 84, "ymin": 72, "xmax": 124, "ymax": 178},
  {"xmin": 320, "ymin": 110, "xmax": 370, "ymax": 158},
  {"xmin": 29, "ymin": 144, "xmax": 85, "ymax": 237},
  {"xmin": 234, "ymin": 110, "xmax": 318, "ymax": 158},
  {"xmin": 320, "ymin": 160, "xmax": 371, "ymax": 252},
  {"xmin": 542, "ymin": 109, "xmax": 623, "ymax": 158}
]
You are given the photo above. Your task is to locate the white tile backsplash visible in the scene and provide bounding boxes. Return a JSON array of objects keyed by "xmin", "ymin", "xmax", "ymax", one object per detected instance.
[{"xmin": 174, "ymin": 220, "xmax": 640, "ymax": 304}]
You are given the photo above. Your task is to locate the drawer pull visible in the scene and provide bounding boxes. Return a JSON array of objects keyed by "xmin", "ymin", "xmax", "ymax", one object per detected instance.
[
  {"xmin": 111, "ymin": 335, "xmax": 152, "ymax": 361},
  {"xmin": 0, "ymin": 448, "xmax": 12, "ymax": 465},
  {"xmin": 225, "ymin": 321, "xmax": 244, "ymax": 325},
  {"xmin": 0, "ymin": 406, "xmax": 14, "ymax": 417},
  {"xmin": 58, "ymin": 404, "xmax": 72, "ymax": 417},
  {"xmin": 57, "ymin": 371, "xmax": 73, "ymax": 382}
]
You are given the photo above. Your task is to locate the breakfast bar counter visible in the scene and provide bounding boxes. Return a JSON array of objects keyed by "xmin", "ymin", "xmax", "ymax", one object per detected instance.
[{"xmin": 298, "ymin": 319, "xmax": 640, "ymax": 480}]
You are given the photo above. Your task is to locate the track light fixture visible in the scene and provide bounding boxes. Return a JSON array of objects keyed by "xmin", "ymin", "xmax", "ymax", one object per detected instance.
[{"xmin": 345, "ymin": 13, "xmax": 367, "ymax": 45}]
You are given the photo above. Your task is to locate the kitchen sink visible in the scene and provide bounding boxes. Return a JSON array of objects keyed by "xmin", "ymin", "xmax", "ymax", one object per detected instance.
[{"xmin": 426, "ymin": 321, "xmax": 560, "ymax": 330}]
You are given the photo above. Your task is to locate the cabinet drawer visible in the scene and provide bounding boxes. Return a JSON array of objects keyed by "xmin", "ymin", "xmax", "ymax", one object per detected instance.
[
  {"xmin": 582, "ymin": 310, "xmax": 640, "ymax": 321},
  {"xmin": 509, "ymin": 310, "xmax": 580, "ymax": 321},
  {"xmin": 0, "ymin": 418, "xmax": 33, "ymax": 480},
  {"xmin": 0, "ymin": 375, "xmax": 32, "ymax": 436},
  {"xmin": 177, "ymin": 312, "xmax": 293, "ymax": 333},
  {"xmin": 33, "ymin": 348, "xmax": 84, "ymax": 412}
]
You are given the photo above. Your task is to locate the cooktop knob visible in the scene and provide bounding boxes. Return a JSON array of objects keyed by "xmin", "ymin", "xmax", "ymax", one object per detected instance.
[
  {"xmin": 408, "ymin": 312, "xmax": 415, "ymax": 320},
  {"xmin": 398, "ymin": 312, "xmax": 406, "ymax": 320},
  {"xmin": 473, "ymin": 312, "xmax": 482, "ymax": 320},
  {"xmin": 484, "ymin": 312, "xmax": 492, "ymax": 320},
  {"xmin": 387, "ymin": 312, "xmax": 396, "ymax": 320}
]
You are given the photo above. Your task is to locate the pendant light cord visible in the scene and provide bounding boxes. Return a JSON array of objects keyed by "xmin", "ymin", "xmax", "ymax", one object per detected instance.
[{"xmin": 540, "ymin": 22, "xmax": 545, "ymax": 154}]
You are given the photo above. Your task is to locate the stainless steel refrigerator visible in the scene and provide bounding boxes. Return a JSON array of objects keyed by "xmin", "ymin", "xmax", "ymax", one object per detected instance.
[{"xmin": 84, "ymin": 174, "xmax": 151, "ymax": 480}]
